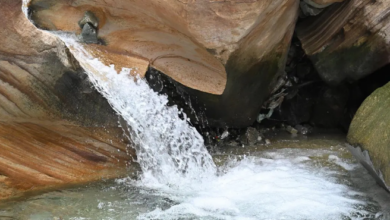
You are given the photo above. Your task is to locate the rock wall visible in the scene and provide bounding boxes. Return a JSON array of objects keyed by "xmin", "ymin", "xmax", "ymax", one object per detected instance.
[
  {"xmin": 0, "ymin": 0, "xmax": 133, "ymax": 200},
  {"xmin": 28, "ymin": 0, "xmax": 300, "ymax": 127},
  {"xmin": 297, "ymin": 0, "xmax": 390, "ymax": 85}
]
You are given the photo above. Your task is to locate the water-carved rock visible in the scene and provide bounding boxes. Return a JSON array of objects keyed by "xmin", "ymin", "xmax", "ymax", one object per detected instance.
[
  {"xmin": 348, "ymin": 82, "xmax": 390, "ymax": 192},
  {"xmin": 0, "ymin": 0, "xmax": 133, "ymax": 200},
  {"xmin": 28, "ymin": 0, "xmax": 300, "ymax": 127},
  {"xmin": 297, "ymin": 0, "xmax": 390, "ymax": 85}
]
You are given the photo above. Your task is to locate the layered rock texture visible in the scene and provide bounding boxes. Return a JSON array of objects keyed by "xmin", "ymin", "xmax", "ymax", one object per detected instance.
[
  {"xmin": 0, "ymin": 1, "xmax": 133, "ymax": 200},
  {"xmin": 28, "ymin": 0, "xmax": 300, "ymax": 127},
  {"xmin": 297, "ymin": 0, "xmax": 390, "ymax": 85},
  {"xmin": 348, "ymin": 82, "xmax": 390, "ymax": 192}
]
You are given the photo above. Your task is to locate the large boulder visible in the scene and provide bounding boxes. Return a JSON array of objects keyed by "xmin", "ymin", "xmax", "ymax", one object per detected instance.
[
  {"xmin": 347, "ymin": 82, "xmax": 390, "ymax": 192},
  {"xmin": 0, "ymin": 0, "xmax": 133, "ymax": 200},
  {"xmin": 27, "ymin": 0, "xmax": 300, "ymax": 127},
  {"xmin": 297, "ymin": 0, "xmax": 390, "ymax": 85}
]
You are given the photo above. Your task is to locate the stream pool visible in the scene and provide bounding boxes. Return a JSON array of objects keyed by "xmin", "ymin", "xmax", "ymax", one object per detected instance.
[{"xmin": 1, "ymin": 134, "xmax": 389, "ymax": 220}]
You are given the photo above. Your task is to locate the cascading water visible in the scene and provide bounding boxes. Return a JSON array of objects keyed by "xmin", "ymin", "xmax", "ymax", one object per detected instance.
[
  {"xmin": 17, "ymin": 5, "xmax": 390, "ymax": 218},
  {"xmin": 55, "ymin": 35, "xmax": 385, "ymax": 220},
  {"xmin": 58, "ymin": 35, "xmax": 216, "ymax": 188}
]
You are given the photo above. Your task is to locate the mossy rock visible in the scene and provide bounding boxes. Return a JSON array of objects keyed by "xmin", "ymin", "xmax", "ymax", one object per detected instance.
[{"xmin": 347, "ymin": 82, "xmax": 390, "ymax": 192}]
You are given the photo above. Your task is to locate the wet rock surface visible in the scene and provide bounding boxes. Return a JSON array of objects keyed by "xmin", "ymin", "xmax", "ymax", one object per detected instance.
[
  {"xmin": 348, "ymin": 81, "xmax": 390, "ymax": 192},
  {"xmin": 0, "ymin": 0, "xmax": 133, "ymax": 201},
  {"xmin": 28, "ymin": 0, "xmax": 300, "ymax": 127},
  {"xmin": 4, "ymin": 0, "xmax": 390, "ymax": 202}
]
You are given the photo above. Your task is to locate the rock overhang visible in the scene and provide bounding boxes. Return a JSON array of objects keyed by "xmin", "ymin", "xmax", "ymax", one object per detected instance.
[{"xmin": 27, "ymin": 0, "xmax": 300, "ymax": 127}]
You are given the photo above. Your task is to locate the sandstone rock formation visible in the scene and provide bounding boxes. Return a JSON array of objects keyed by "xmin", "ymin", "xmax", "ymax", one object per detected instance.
[
  {"xmin": 348, "ymin": 82, "xmax": 390, "ymax": 192},
  {"xmin": 0, "ymin": 0, "xmax": 133, "ymax": 200},
  {"xmin": 297, "ymin": 0, "xmax": 390, "ymax": 85},
  {"xmin": 28, "ymin": 0, "xmax": 299, "ymax": 127}
]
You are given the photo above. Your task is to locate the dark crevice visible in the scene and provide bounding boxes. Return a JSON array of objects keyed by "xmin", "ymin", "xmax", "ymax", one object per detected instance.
[{"xmin": 144, "ymin": 35, "xmax": 390, "ymax": 147}]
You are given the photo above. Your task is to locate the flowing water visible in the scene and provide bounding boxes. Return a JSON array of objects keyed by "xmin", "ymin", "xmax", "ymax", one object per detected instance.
[
  {"xmin": 9, "ymin": 6, "xmax": 390, "ymax": 218},
  {"xmin": 2, "ymin": 137, "xmax": 390, "ymax": 220},
  {"xmin": 3, "ymin": 35, "xmax": 387, "ymax": 220}
]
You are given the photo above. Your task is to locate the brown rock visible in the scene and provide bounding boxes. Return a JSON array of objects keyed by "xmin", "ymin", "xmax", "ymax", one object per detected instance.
[
  {"xmin": 0, "ymin": 0, "xmax": 134, "ymax": 200},
  {"xmin": 28, "ymin": 0, "xmax": 299, "ymax": 127},
  {"xmin": 0, "ymin": 122, "xmax": 133, "ymax": 200},
  {"xmin": 297, "ymin": 0, "xmax": 390, "ymax": 85}
]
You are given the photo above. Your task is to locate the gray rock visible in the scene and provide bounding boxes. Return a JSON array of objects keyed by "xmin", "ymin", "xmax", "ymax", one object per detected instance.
[
  {"xmin": 78, "ymin": 11, "xmax": 99, "ymax": 29},
  {"xmin": 245, "ymin": 127, "xmax": 260, "ymax": 145},
  {"xmin": 220, "ymin": 130, "xmax": 229, "ymax": 140},
  {"xmin": 81, "ymin": 23, "xmax": 98, "ymax": 44},
  {"xmin": 286, "ymin": 125, "xmax": 298, "ymax": 135},
  {"xmin": 295, "ymin": 124, "xmax": 311, "ymax": 135}
]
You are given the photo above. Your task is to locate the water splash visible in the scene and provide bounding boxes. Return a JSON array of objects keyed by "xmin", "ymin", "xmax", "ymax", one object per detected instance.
[
  {"xmin": 134, "ymin": 150, "xmax": 379, "ymax": 220},
  {"xmin": 16, "ymin": 3, "xmax": 390, "ymax": 219},
  {"xmin": 58, "ymin": 34, "xmax": 216, "ymax": 187},
  {"xmin": 56, "ymin": 35, "xmax": 377, "ymax": 219},
  {"xmin": 22, "ymin": 0, "xmax": 31, "ymax": 19}
]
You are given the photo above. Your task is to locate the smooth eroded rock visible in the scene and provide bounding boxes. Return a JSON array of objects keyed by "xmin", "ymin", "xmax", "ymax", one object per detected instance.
[
  {"xmin": 347, "ymin": 82, "xmax": 390, "ymax": 192},
  {"xmin": 28, "ymin": 0, "xmax": 299, "ymax": 127},
  {"xmin": 297, "ymin": 0, "xmax": 390, "ymax": 85},
  {"xmin": 0, "ymin": 0, "xmax": 134, "ymax": 200},
  {"xmin": 0, "ymin": 122, "xmax": 132, "ymax": 200}
]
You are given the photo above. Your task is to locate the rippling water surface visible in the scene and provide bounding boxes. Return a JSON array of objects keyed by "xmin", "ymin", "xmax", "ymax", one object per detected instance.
[
  {"xmin": 2, "ymin": 138, "xmax": 390, "ymax": 220},
  {"xmin": 7, "ymin": 10, "xmax": 390, "ymax": 217}
]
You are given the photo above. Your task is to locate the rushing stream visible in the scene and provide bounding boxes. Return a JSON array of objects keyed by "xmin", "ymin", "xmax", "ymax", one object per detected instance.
[
  {"xmin": 59, "ymin": 35, "xmax": 216, "ymax": 189},
  {"xmin": 8, "ymin": 5, "xmax": 390, "ymax": 218},
  {"xmin": 4, "ymin": 35, "xmax": 386, "ymax": 220},
  {"xmin": 2, "ymin": 136, "xmax": 390, "ymax": 219}
]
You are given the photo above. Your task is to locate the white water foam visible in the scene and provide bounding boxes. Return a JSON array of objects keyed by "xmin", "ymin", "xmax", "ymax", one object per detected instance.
[
  {"xmin": 55, "ymin": 34, "xmax": 373, "ymax": 219},
  {"xmin": 132, "ymin": 151, "xmax": 374, "ymax": 220},
  {"xmin": 22, "ymin": 0, "xmax": 31, "ymax": 19},
  {"xmin": 18, "ymin": 2, "xmax": 389, "ymax": 219}
]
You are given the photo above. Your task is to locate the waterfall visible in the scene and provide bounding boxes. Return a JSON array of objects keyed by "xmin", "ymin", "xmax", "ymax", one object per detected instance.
[
  {"xmin": 58, "ymin": 34, "xmax": 216, "ymax": 187},
  {"xmin": 17, "ymin": 3, "xmax": 389, "ymax": 219}
]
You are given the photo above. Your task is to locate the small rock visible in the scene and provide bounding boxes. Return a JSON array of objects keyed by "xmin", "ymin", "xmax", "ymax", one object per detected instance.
[
  {"xmin": 220, "ymin": 130, "xmax": 229, "ymax": 140},
  {"xmin": 246, "ymin": 127, "xmax": 260, "ymax": 145},
  {"xmin": 286, "ymin": 125, "xmax": 298, "ymax": 135},
  {"xmin": 78, "ymin": 11, "xmax": 99, "ymax": 29},
  {"xmin": 265, "ymin": 139, "xmax": 271, "ymax": 145},
  {"xmin": 295, "ymin": 124, "xmax": 311, "ymax": 135},
  {"xmin": 80, "ymin": 23, "xmax": 98, "ymax": 44}
]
